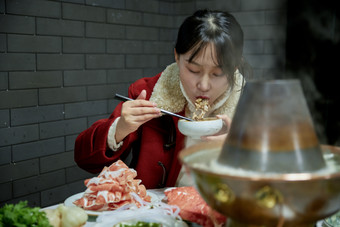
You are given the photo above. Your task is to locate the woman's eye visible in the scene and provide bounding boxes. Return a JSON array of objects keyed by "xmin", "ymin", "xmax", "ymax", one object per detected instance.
[
  {"xmin": 213, "ymin": 72, "xmax": 224, "ymax": 77},
  {"xmin": 188, "ymin": 69, "xmax": 199, "ymax": 74}
]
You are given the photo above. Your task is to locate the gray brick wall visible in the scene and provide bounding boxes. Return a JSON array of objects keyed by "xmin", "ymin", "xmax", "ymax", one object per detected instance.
[{"xmin": 0, "ymin": 0, "xmax": 286, "ymax": 207}]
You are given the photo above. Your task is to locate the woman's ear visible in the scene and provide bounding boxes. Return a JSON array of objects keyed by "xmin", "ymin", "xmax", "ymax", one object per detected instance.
[{"xmin": 174, "ymin": 48, "xmax": 180, "ymax": 63}]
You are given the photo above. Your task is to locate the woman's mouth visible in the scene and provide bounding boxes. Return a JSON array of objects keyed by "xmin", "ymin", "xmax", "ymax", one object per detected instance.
[{"xmin": 196, "ymin": 95, "xmax": 209, "ymax": 100}]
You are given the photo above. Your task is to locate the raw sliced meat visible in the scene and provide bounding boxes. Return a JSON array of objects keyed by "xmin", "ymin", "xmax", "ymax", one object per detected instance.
[
  {"xmin": 165, "ymin": 186, "xmax": 226, "ymax": 227},
  {"xmin": 73, "ymin": 160, "xmax": 150, "ymax": 211}
]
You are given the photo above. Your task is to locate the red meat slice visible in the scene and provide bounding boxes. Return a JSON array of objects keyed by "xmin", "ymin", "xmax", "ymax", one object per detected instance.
[
  {"xmin": 165, "ymin": 186, "xmax": 226, "ymax": 227},
  {"xmin": 73, "ymin": 160, "xmax": 150, "ymax": 211}
]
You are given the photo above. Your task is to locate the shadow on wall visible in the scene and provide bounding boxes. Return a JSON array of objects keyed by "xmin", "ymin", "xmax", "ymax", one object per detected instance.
[{"xmin": 285, "ymin": 0, "xmax": 340, "ymax": 145}]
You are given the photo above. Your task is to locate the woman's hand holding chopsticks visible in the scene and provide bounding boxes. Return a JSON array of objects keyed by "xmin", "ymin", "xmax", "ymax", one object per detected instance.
[{"xmin": 115, "ymin": 90, "xmax": 161, "ymax": 143}]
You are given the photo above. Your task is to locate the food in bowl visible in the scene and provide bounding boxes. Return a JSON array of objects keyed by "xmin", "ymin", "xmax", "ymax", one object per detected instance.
[
  {"xmin": 178, "ymin": 117, "xmax": 223, "ymax": 139},
  {"xmin": 192, "ymin": 98, "xmax": 210, "ymax": 121}
]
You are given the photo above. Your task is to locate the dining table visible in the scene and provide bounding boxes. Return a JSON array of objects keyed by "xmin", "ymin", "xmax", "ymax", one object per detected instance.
[
  {"xmin": 41, "ymin": 188, "xmax": 180, "ymax": 227},
  {"xmin": 41, "ymin": 187, "xmax": 327, "ymax": 227}
]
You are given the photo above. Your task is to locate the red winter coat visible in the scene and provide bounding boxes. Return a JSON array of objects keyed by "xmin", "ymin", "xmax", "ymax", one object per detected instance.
[{"xmin": 74, "ymin": 73, "xmax": 186, "ymax": 189}]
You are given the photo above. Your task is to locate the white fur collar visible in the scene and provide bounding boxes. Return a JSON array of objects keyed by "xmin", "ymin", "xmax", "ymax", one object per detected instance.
[{"xmin": 150, "ymin": 63, "xmax": 244, "ymax": 118}]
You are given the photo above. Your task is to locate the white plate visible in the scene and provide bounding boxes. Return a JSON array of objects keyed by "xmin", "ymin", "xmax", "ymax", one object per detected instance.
[{"xmin": 64, "ymin": 191, "xmax": 159, "ymax": 216}]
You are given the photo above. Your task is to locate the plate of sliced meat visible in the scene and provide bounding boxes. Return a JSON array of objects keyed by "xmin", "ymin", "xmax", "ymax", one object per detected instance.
[
  {"xmin": 64, "ymin": 160, "xmax": 158, "ymax": 216},
  {"xmin": 64, "ymin": 192, "xmax": 100, "ymax": 216},
  {"xmin": 64, "ymin": 190, "xmax": 159, "ymax": 216},
  {"xmin": 165, "ymin": 186, "xmax": 227, "ymax": 227}
]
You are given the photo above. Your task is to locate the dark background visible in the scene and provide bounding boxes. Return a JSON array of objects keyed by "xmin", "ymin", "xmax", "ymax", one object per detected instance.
[{"xmin": 286, "ymin": 0, "xmax": 340, "ymax": 145}]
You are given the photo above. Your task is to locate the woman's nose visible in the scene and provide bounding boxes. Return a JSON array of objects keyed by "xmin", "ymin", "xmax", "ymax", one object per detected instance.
[{"xmin": 197, "ymin": 75, "xmax": 210, "ymax": 91}]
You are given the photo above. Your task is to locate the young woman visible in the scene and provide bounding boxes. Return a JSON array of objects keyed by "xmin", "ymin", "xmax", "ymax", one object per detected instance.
[{"xmin": 74, "ymin": 9, "xmax": 250, "ymax": 189}]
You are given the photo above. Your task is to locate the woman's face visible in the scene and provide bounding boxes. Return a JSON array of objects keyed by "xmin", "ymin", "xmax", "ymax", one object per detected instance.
[{"xmin": 175, "ymin": 43, "xmax": 229, "ymax": 106}]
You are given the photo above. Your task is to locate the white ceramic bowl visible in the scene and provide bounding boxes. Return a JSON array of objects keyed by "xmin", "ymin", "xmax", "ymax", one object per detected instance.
[{"xmin": 178, "ymin": 117, "xmax": 223, "ymax": 139}]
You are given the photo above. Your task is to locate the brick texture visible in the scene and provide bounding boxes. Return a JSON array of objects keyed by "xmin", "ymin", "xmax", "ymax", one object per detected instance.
[
  {"xmin": 0, "ymin": 0, "xmax": 287, "ymax": 207},
  {"xmin": 0, "ymin": 72, "xmax": 8, "ymax": 91},
  {"xmin": 6, "ymin": 0, "xmax": 61, "ymax": 18},
  {"xmin": 7, "ymin": 34, "xmax": 61, "ymax": 53}
]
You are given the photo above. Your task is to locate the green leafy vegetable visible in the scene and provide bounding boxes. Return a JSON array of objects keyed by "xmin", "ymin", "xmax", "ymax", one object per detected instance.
[{"xmin": 0, "ymin": 201, "xmax": 52, "ymax": 227}]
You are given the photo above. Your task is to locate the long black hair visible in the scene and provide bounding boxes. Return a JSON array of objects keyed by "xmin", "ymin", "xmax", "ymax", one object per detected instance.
[{"xmin": 175, "ymin": 9, "xmax": 251, "ymax": 89}]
